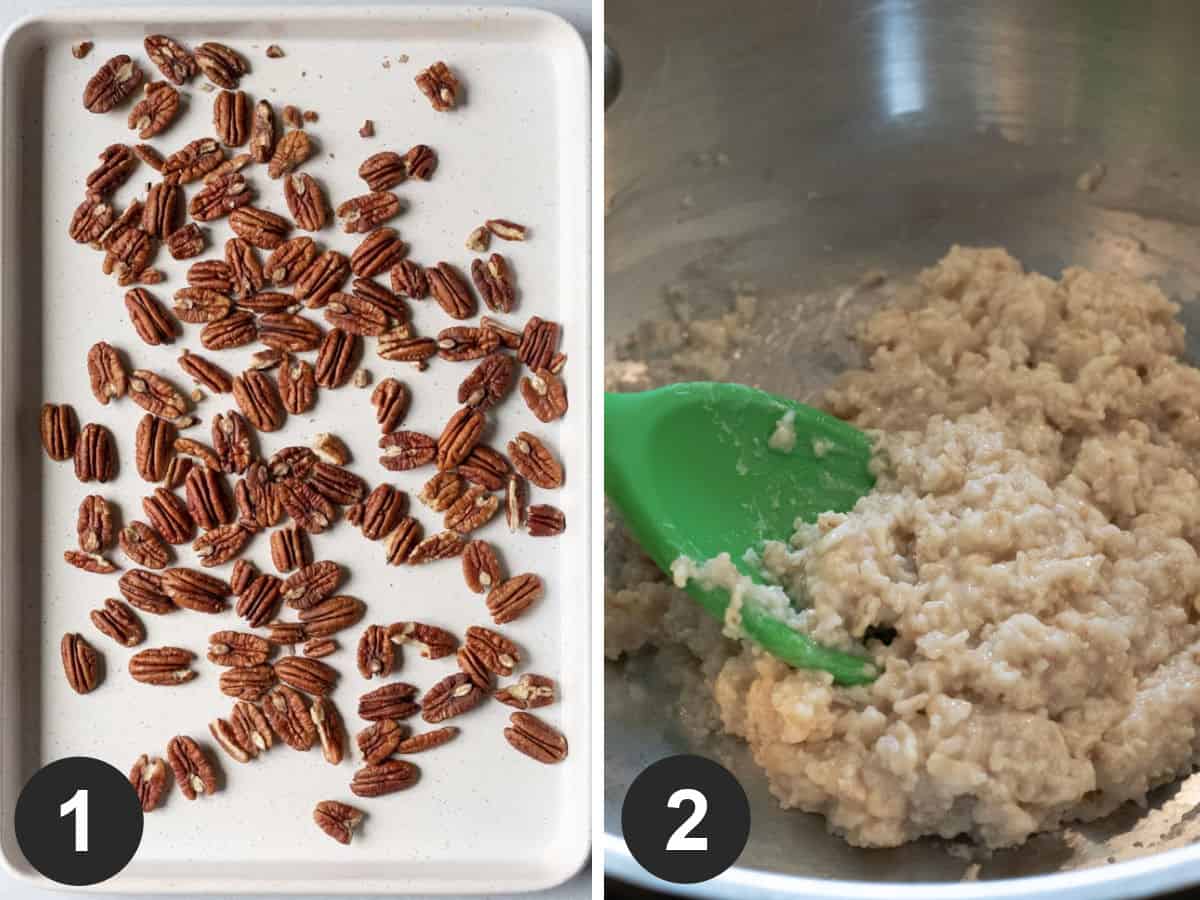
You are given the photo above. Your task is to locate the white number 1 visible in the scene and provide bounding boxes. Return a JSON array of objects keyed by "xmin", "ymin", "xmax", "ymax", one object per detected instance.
[
  {"xmin": 665, "ymin": 788, "xmax": 708, "ymax": 851},
  {"xmin": 59, "ymin": 788, "xmax": 88, "ymax": 852}
]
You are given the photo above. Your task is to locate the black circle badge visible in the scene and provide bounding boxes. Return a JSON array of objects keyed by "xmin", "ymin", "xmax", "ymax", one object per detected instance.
[
  {"xmin": 622, "ymin": 754, "xmax": 750, "ymax": 884},
  {"xmin": 15, "ymin": 756, "xmax": 144, "ymax": 885}
]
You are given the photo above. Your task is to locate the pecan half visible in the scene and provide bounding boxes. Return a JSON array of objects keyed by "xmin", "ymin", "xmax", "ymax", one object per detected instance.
[
  {"xmin": 230, "ymin": 559, "xmax": 257, "ymax": 595},
  {"xmin": 458, "ymin": 353, "xmax": 515, "ymax": 410},
  {"xmin": 464, "ymin": 625, "xmax": 520, "ymax": 676},
  {"xmin": 162, "ymin": 138, "xmax": 225, "ymax": 184},
  {"xmin": 520, "ymin": 368, "xmax": 568, "ymax": 422},
  {"xmin": 258, "ymin": 312, "xmax": 322, "ymax": 352},
  {"xmin": 471, "ymin": 254, "xmax": 516, "ymax": 313},
  {"xmin": 268, "ymin": 129, "xmax": 312, "ymax": 179},
  {"xmin": 269, "ymin": 445, "xmax": 317, "ymax": 481},
  {"xmin": 383, "ymin": 517, "xmax": 423, "ymax": 565},
  {"xmin": 358, "ymin": 681, "xmax": 420, "ymax": 721},
  {"xmin": 195, "ymin": 41, "xmax": 248, "ymax": 89},
  {"xmin": 129, "ymin": 646, "xmax": 196, "ymax": 685},
  {"xmin": 213, "ymin": 89, "xmax": 249, "ymax": 146},
  {"xmin": 129, "ymin": 754, "xmax": 169, "ymax": 812},
  {"xmin": 230, "ymin": 207, "xmax": 289, "ymax": 250},
  {"xmin": 278, "ymin": 356, "xmax": 317, "ymax": 414},
  {"xmin": 418, "ymin": 471, "xmax": 464, "ymax": 512},
  {"xmin": 87, "ymin": 341, "xmax": 127, "ymax": 404},
  {"xmin": 233, "ymin": 701, "xmax": 274, "ymax": 754},
  {"xmin": 350, "ymin": 227, "xmax": 407, "ymax": 278},
  {"xmin": 436, "ymin": 407, "xmax": 485, "ymax": 471},
  {"xmin": 427, "ymin": 262, "xmax": 476, "ymax": 319},
  {"xmin": 84, "ymin": 54, "xmax": 143, "ymax": 113},
  {"xmin": 144, "ymin": 35, "xmax": 196, "ymax": 84},
  {"xmin": 119, "ymin": 569, "xmax": 172, "ymax": 615},
  {"xmin": 236, "ymin": 572, "xmax": 283, "ymax": 627},
  {"xmin": 208, "ymin": 630, "xmax": 271, "ymax": 667},
  {"xmin": 370, "ymin": 378, "xmax": 409, "ymax": 433},
  {"xmin": 414, "ymin": 61, "xmax": 458, "ymax": 112},
  {"xmin": 314, "ymin": 801, "xmax": 364, "ymax": 845},
  {"xmin": 462, "ymin": 540, "xmax": 503, "ymax": 594},
  {"xmin": 130, "ymin": 369, "xmax": 190, "ymax": 422},
  {"xmin": 437, "ymin": 326, "xmax": 499, "ymax": 362},
  {"xmin": 390, "ymin": 258, "xmax": 430, "ymax": 299},
  {"xmin": 304, "ymin": 637, "xmax": 337, "ymax": 658},
  {"xmin": 505, "ymin": 473, "xmax": 529, "ymax": 531},
  {"xmin": 169, "ymin": 287, "xmax": 228, "ymax": 326},
  {"xmin": 377, "ymin": 331, "xmax": 436, "ymax": 365},
  {"xmin": 444, "ymin": 485, "xmax": 499, "ymax": 534},
  {"xmin": 403, "ymin": 144, "xmax": 437, "ymax": 179},
  {"xmin": 69, "ymin": 195, "xmax": 114, "ymax": 244},
  {"xmin": 275, "ymin": 655, "xmax": 336, "ymax": 696},
  {"xmin": 397, "ymin": 726, "xmax": 459, "ymax": 754},
  {"xmin": 276, "ymin": 479, "xmax": 334, "ymax": 533},
  {"xmin": 250, "ymin": 99, "xmax": 275, "ymax": 163},
  {"xmin": 357, "ymin": 719, "xmax": 405, "ymax": 765},
  {"xmin": 219, "ymin": 664, "xmax": 275, "ymax": 701},
  {"xmin": 528, "ymin": 504, "xmax": 566, "ymax": 537},
  {"xmin": 311, "ymin": 697, "xmax": 346, "ymax": 764},
  {"xmin": 282, "ymin": 560, "xmax": 341, "ymax": 609},
  {"xmin": 486, "ymin": 218, "xmax": 529, "ymax": 241},
  {"xmin": 495, "ymin": 674, "xmax": 555, "ymax": 710},
  {"xmin": 91, "ymin": 597, "xmax": 143, "ymax": 647},
  {"xmin": 358, "ymin": 151, "xmax": 405, "ymax": 191},
  {"xmin": 184, "ymin": 465, "xmax": 232, "ymax": 529},
  {"xmin": 300, "ymin": 595, "xmax": 364, "ymax": 638},
  {"xmin": 40, "ymin": 403, "xmax": 77, "ymax": 460},
  {"xmin": 212, "ymin": 411, "xmax": 254, "ymax": 473},
  {"xmin": 487, "ymin": 573, "xmax": 543, "ymax": 624},
  {"xmin": 351, "ymin": 759, "xmax": 419, "ymax": 797},
  {"xmin": 167, "ymin": 735, "xmax": 219, "ymax": 799},
  {"xmin": 336, "ymin": 192, "xmax": 402, "ymax": 235},
  {"xmin": 210, "ymin": 715, "xmax": 257, "ymax": 764},
  {"xmin": 351, "ymin": 277, "xmax": 408, "ymax": 322},
  {"xmin": 388, "ymin": 621, "xmax": 457, "ymax": 660},
  {"xmin": 132, "ymin": 414, "xmax": 173, "ymax": 483},
  {"xmin": 225, "ymin": 237, "xmax": 265, "ymax": 298},
  {"xmin": 127, "ymin": 81, "xmax": 178, "ymax": 139},
  {"xmin": 142, "ymin": 487, "xmax": 193, "ymax": 543},
  {"xmin": 163, "ymin": 456, "xmax": 194, "ymax": 490},
  {"xmin": 61, "ymin": 633, "xmax": 100, "ymax": 693},
  {"xmin": 75, "ymin": 423, "xmax": 117, "ymax": 483},
  {"xmin": 235, "ymin": 463, "xmax": 281, "ymax": 528},
  {"xmin": 307, "ymin": 461, "xmax": 367, "ymax": 505},
  {"xmin": 505, "ymin": 712, "xmax": 567, "ymax": 764},
  {"xmin": 284, "ymin": 173, "xmax": 327, "ymax": 231},
  {"xmin": 378, "ymin": 431, "xmax": 436, "ymax": 471},
  {"xmin": 101, "ymin": 227, "xmax": 156, "ymax": 287},
  {"xmin": 162, "ymin": 566, "xmax": 229, "ymax": 612},
  {"xmin": 518, "ymin": 317, "xmax": 561, "ymax": 371},
  {"xmin": 187, "ymin": 259, "xmax": 234, "ymax": 293},
  {"xmin": 481, "ymin": 315, "xmax": 522, "ymax": 350},
  {"xmin": 233, "ymin": 369, "xmax": 285, "ymax": 432},
  {"xmin": 509, "ymin": 432, "xmax": 563, "ymax": 489},
  {"xmin": 294, "ymin": 249, "xmax": 349, "ymax": 308},
  {"xmin": 64, "ymin": 549, "xmax": 118, "ymax": 574},
  {"xmin": 270, "ymin": 525, "xmax": 310, "ymax": 572},
  {"xmin": 265, "ymin": 236, "xmax": 317, "ymax": 286},
  {"xmin": 356, "ymin": 625, "xmax": 393, "ymax": 679},
  {"xmin": 189, "ymin": 171, "xmax": 251, "ymax": 221},
  {"xmin": 204, "ymin": 152, "xmax": 253, "ymax": 182},
  {"xmin": 263, "ymin": 685, "xmax": 315, "ymax": 750},
  {"xmin": 421, "ymin": 673, "xmax": 483, "ymax": 723},
  {"xmin": 312, "ymin": 432, "xmax": 350, "ymax": 465},
  {"xmin": 314, "ymin": 328, "xmax": 359, "ymax": 388},
  {"xmin": 407, "ymin": 531, "xmax": 464, "ymax": 565},
  {"xmin": 193, "ymin": 522, "xmax": 251, "ymax": 566},
  {"xmin": 166, "ymin": 223, "xmax": 204, "ymax": 259},
  {"xmin": 120, "ymin": 521, "xmax": 171, "ymax": 569}
]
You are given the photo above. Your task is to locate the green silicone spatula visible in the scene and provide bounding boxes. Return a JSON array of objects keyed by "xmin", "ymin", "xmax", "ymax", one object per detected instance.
[{"xmin": 605, "ymin": 382, "xmax": 878, "ymax": 685}]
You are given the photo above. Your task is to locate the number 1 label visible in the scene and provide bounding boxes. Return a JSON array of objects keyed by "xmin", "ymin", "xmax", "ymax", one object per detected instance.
[{"xmin": 59, "ymin": 788, "xmax": 88, "ymax": 852}]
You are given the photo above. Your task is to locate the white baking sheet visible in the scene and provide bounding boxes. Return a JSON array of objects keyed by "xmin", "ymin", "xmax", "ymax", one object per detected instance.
[{"xmin": 0, "ymin": 6, "xmax": 589, "ymax": 893}]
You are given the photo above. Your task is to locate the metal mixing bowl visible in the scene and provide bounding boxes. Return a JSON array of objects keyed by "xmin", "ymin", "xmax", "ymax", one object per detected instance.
[{"xmin": 604, "ymin": 1, "xmax": 1200, "ymax": 896}]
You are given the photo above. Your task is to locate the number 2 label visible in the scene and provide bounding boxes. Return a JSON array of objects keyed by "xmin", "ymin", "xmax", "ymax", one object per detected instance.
[
  {"xmin": 59, "ymin": 788, "xmax": 88, "ymax": 852},
  {"xmin": 665, "ymin": 788, "xmax": 708, "ymax": 851}
]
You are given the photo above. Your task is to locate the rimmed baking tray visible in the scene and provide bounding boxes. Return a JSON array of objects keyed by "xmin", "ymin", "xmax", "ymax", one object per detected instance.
[{"xmin": 0, "ymin": 6, "xmax": 589, "ymax": 893}]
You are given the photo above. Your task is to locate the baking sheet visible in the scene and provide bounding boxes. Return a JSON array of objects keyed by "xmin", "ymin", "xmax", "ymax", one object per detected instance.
[{"xmin": 0, "ymin": 6, "xmax": 589, "ymax": 893}]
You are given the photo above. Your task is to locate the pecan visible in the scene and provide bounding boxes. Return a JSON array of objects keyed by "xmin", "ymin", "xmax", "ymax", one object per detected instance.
[
  {"xmin": 269, "ymin": 445, "xmax": 318, "ymax": 481},
  {"xmin": 133, "ymin": 415, "xmax": 173, "ymax": 483},
  {"xmin": 471, "ymin": 253, "xmax": 516, "ymax": 313},
  {"xmin": 211, "ymin": 411, "xmax": 254, "ymax": 473},
  {"xmin": 193, "ymin": 522, "xmax": 251, "ymax": 566},
  {"xmin": 505, "ymin": 712, "xmax": 567, "ymax": 764},
  {"xmin": 351, "ymin": 759, "xmax": 419, "ymax": 797},
  {"xmin": 184, "ymin": 465, "xmax": 232, "ymax": 529},
  {"xmin": 133, "ymin": 143, "xmax": 165, "ymax": 170},
  {"xmin": 275, "ymin": 656, "xmax": 337, "ymax": 696},
  {"xmin": 263, "ymin": 685, "xmax": 315, "ymax": 750},
  {"xmin": 61, "ymin": 633, "xmax": 100, "ymax": 693},
  {"xmin": 84, "ymin": 54, "xmax": 143, "ymax": 113},
  {"xmin": 98, "ymin": 195, "xmax": 144, "ymax": 249},
  {"xmin": 397, "ymin": 726, "xmax": 459, "ymax": 754},
  {"xmin": 209, "ymin": 715, "xmax": 257, "ymax": 764},
  {"xmin": 383, "ymin": 517, "xmax": 423, "ymax": 565},
  {"xmin": 481, "ymin": 315, "xmax": 522, "ymax": 350},
  {"xmin": 457, "ymin": 353, "xmax": 514, "ymax": 411},
  {"xmin": 427, "ymin": 262, "xmax": 476, "ymax": 319},
  {"xmin": 465, "ymin": 226, "xmax": 490, "ymax": 252},
  {"xmin": 69, "ymin": 195, "xmax": 114, "ymax": 243},
  {"xmin": 509, "ymin": 432, "xmax": 563, "ymax": 489},
  {"xmin": 142, "ymin": 487, "xmax": 193, "ymax": 543},
  {"xmin": 278, "ymin": 356, "xmax": 317, "ymax": 414},
  {"xmin": 162, "ymin": 566, "xmax": 229, "ymax": 612},
  {"xmin": 122, "ymin": 290, "xmax": 176, "ymax": 348},
  {"xmin": 421, "ymin": 673, "xmax": 483, "ymax": 723},
  {"xmin": 336, "ymin": 192, "xmax": 402, "ymax": 234},
  {"xmin": 187, "ymin": 259, "xmax": 235, "ymax": 293},
  {"xmin": 75, "ymin": 423, "xmax": 117, "ymax": 483},
  {"xmin": 436, "ymin": 407, "xmax": 485, "ymax": 471},
  {"xmin": 351, "ymin": 277, "xmax": 408, "ymax": 323},
  {"xmin": 129, "ymin": 646, "xmax": 196, "ymax": 685},
  {"xmin": 312, "ymin": 433, "xmax": 350, "ymax": 465},
  {"xmin": 284, "ymin": 173, "xmax": 327, "ymax": 231},
  {"xmin": 270, "ymin": 525, "xmax": 310, "ymax": 572},
  {"xmin": 520, "ymin": 368, "xmax": 568, "ymax": 422},
  {"xmin": 314, "ymin": 328, "xmax": 359, "ymax": 388},
  {"xmin": 195, "ymin": 41, "xmax": 248, "ymax": 89},
  {"xmin": 63, "ymin": 549, "xmax": 118, "ymax": 574},
  {"xmin": 257, "ymin": 312, "xmax": 321, "ymax": 353},
  {"xmin": 356, "ymin": 625, "xmax": 394, "ymax": 679},
  {"xmin": 76, "ymin": 495, "xmax": 114, "ymax": 554},
  {"xmin": 388, "ymin": 621, "xmax": 457, "ymax": 660},
  {"xmin": 307, "ymin": 462, "xmax": 367, "ymax": 505},
  {"xmin": 219, "ymin": 664, "xmax": 275, "ymax": 701},
  {"xmin": 487, "ymin": 573, "xmax": 543, "ymax": 624},
  {"xmin": 189, "ymin": 171, "xmax": 251, "ymax": 221},
  {"xmin": 390, "ymin": 258, "xmax": 430, "ymax": 299},
  {"xmin": 230, "ymin": 207, "xmax": 289, "ymax": 250},
  {"xmin": 250, "ymin": 99, "xmax": 275, "ymax": 163},
  {"xmin": 119, "ymin": 569, "xmax": 172, "ymax": 615},
  {"xmin": 465, "ymin": 625, "xmax": 520, "ymax": 676},
  {"xmin": 414, "ymin": 61, "xmax": 459, "ymax": 112},
  {"xmin": 403, "ymin": 143, "xmax": 437, "ymax": 179},
  {"xmin": 233, "ymin": 369, "xmax": 285, "ymax": 432},
  {"xmin": 240, "ymin": 293, "xmax": 296, "ymax": 315},
  {"xmin": 144, "ymin": 34, "xmax": 196, "ymax": 85},
  {"xmin": 213, "ymin": 89, "xmax": 249, "ymax": 146},
  {"xmin": 314, "ymin": 801, "xmax": 364, "ymax": 845},
  {"xmin": 488, "ymin": 218, "xmax": 530, "ymax": 241},
  {"xmin": 162, "ymin": 138, "xmax": 225, "ymax": 184},
  {"xmin": 356, "ymin": 719, "xmax": 405, "ymax": 764},
  {"xmin": 299, "ymin": 595, "xmax": 364, "ymax": 638},
  {"xmin": 90, "ymin": 598, "xmax": 144, "ymax": 647},
  {"xmin": 265, "ymin": 236, "xmax": 317, "ymax": 285},
  {"xmin": 172, "ymin": 286, "xmax": 230, "ymax": 321},
  {"xmin": 444, "ymin": 485, "xmax": 499, "ymax": 534},
  {"xmin": 350, "ymin": 228, "xmax": 407, "ymax": 278},
  {"xmin": 232, "ymin": 701, "xmax": 274, "ymax": 754},
  {"xmin": 102, "ymin": 227, "xmax": 156, "ymax": 286},
  {"xmin": 119, "ymin": 521, "xmax": 170, "ymax": 569},
  {"xmin": 128, "ymin": 81, "xmax": 179, "ymax": 139},
  {"xmin": 162, "ymin": 456, "xmax": 194, "ymax": 490},
  {"xmin": 407, "ymin": 531, "xmax": 464, "ymax": 565},
  {"xmin": 418, "ymin": 471, "xmax": 464, "ymax": 513},
  {"xmin": 437, "ymin": 326, "xmax": 499, "ymax": 363},
  {"xmin": 225, "ymin": 237, "xmax": 265, "ymax": 298},
  {"xmin": 518, "ymin": 317, "xmax": 561, "ymax": 371},
  {"xmin": 371, "ymin": 378, "xmax": 409, "ymax": 433},
  {"xmin": 282, "ymin": 105, "xmax": 303, "ymax": 129},
  {"xmin": 283, "ymin": 561, "xmax": 342, "ymax": 609},
  {"xmin": 378, "ymin": 331, "xmax": 436, "ymax": 365},
  {"xmin": 40, "ymin": 403, "xmax": 77, "ymax": 461},
  {"xmin": 294, "ymin": 249, "xmax": 349, "ymax": 308},
  {"xmin": 276, "ymin": 479, "xmax": 334, "ymax": 533},
  {"xmin": 179, "ymin": 351, "xmax": 232, "ymax": 395},
  {"xmin": 496, "ymin": 674, "xmax": 555, "ymax": 711},
  {"xmin": 378, "ymin": 431, "xmax": 436, "ymax": 471},
  {"xmin": 130, "ymin": 369, "xmax": 190, "ymax": 422},
  {"xmin": 236, "ymin": 573, "xmax": 283, "ymax": 627},
  {"xmin": 89, "ymin": 148, "xmax": 140, "ymax": 202},
  {"xmin": 358, "ymin": 681, "xmax": 420, "ymax": 721},
  {"xmin": 304, "ymin": 638, "xmax": 336, "ymax": 658},
  {"xmin": 528, "ymin": 504, "xmax": 566, "ymax": 537},
  {"xmin": 462, "ymin": 540, "xmax": 503, "ymax": 593},
  {"xmin": 129, "ymin": 755, "xmax": 169, "ymax": 812},
  {"xmin": 166, "ymin": 223, "xmax": 204, "ymax": 259},
  {"xmin": 309, "ymin": 696, "xmax": 346, "ymax": 764},
  {"xmin": 208, "ymin": 630, "xmax": 271, "ymax": 667},
  {"xmin": 268, "ymin": 129, "xmax": 312, "ymax": 179},
  {"xmin": 456, "ymin": 645, "xmax": 492, "ymax": 690},
  {"xmin": 357, "ymin": 151, "xmax": 405, "ymax": 191},
  {"xmin": 86, "ymin": 341, "xmax": 127, "ymax": 404},
  {"xmin": 230, "ymin": 558, "xmax": 257, "ymax": 595},
  {"xmin": 234, "ymin": 464, "xmax": 278, "ymax": 529},
  {"xmin": 167, "ymin": 736, "xmax": 219, "ymax": 799}
]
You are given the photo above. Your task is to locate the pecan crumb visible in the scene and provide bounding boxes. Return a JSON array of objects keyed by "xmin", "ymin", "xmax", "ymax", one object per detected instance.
[
  {"xmin": 465, "ymin": 226, "xmax": 490, "ymax": 253},
  {"xmin": 265, "ymin": 44, "xmax": 284, "ymax": 59},
  {"xmin": 303, "ymin": 109, "xmax": 318, "ymax": 123},
  {"xmin": 359, "ymin": 119, "xmax": 374, "ymax": 138},
  {"xmin": 353, "ymin": 368, "xmax": 371, "ymax": 388},
  {"xmin": 72, "ymin": 41, "xmax": 93, "ymax": 60}
]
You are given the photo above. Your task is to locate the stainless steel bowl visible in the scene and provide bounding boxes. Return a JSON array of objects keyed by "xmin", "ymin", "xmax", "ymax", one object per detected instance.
[{"xmin": 604, "ymin": 1, "xmax": 1200, "ymax": 896}]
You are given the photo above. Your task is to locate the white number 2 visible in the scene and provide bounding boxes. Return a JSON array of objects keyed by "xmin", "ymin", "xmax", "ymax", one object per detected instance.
[
  {"xmin": 665, "ymin": 788, "xmax": 708, "ymax": 851},
  {"xmin": 59, "ymin": 788, "xmax": 88, "ymax": 852}
]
